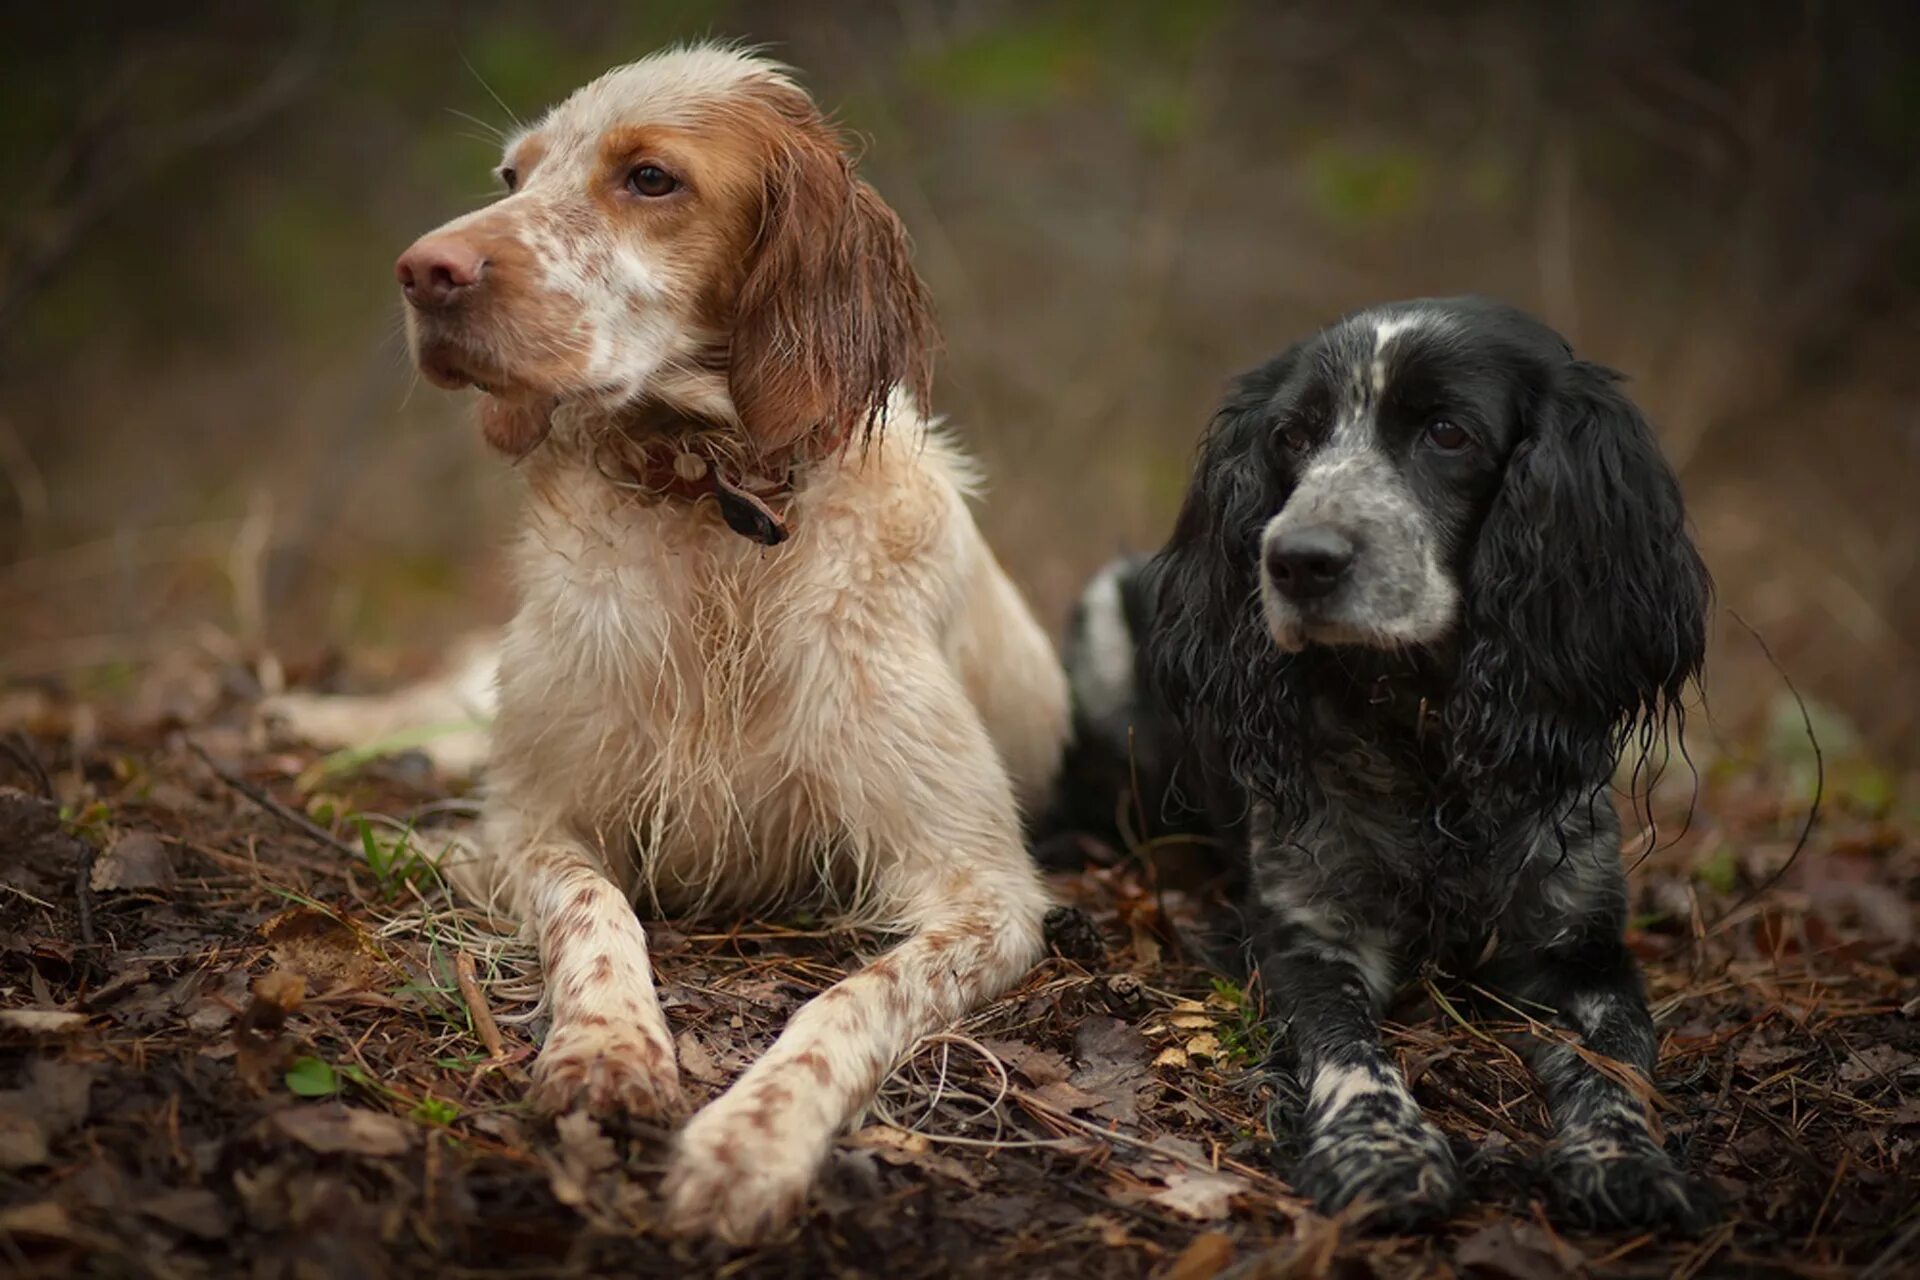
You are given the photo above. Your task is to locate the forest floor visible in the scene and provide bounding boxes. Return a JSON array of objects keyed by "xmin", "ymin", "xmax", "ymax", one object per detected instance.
[{"xmin": 0, "ymin": 654, "xmax": 1915, "ymax": 1279}]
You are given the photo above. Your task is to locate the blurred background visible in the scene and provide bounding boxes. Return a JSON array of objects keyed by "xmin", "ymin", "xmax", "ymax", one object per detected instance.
[{"xmin": 2, "ymin": 0, "xmax": 1916, "ymax": 777}]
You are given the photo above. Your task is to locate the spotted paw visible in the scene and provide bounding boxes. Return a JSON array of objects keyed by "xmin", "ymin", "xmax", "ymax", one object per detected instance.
[
  {"xmin": 528, "ymin": 1019, "xmax": 683, "ymax": 1120},
  {"xmin": 1543, "ymin": 1128, "xmax": 1722, "ymax": 1236},
  {"xmin": 659, "ymin": 1096, "xmax": 823, "ymax": 1245},
  {"xmin": 1290, "ymin": 1112, "xmax": 1461, "ymax": 1231}
]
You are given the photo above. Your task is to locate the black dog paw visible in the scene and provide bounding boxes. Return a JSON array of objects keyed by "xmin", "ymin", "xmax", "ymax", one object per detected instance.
[
  {"xmin": 1542, "ymin": 1131, "xmax": 1723, "ymax": 1236},
  {"xmin": 1042, "ymin": 905, "xmax": 1105, "ymax": 963},
  {"xmin": 1290, "ymin": 1116, "xmax": 1462, "ymax": 1232}
]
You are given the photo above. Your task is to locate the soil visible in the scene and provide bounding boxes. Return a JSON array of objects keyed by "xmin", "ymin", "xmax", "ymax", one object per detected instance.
[{"xmin": 0, "ymin": 672, "xmax": 1915, "ymax": 1279}]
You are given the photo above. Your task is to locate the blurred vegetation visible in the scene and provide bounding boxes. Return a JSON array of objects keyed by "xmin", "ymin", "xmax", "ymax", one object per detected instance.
[{"xmin": 1, "ymin": 0, "xmax": 1917, "ymax": 763}]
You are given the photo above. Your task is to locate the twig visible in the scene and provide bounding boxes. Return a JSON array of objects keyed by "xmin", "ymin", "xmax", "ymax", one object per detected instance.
[
  {"xmin": 1702, "ymin": 610, "xmax": 1823, "ymax": 935},
  {"xmin": 454, "ymin": 950, "xmax": 506, "ymax": 1061},
  {"xmin": 74, "ymin": 846, "xmax": 97, "ymax": 947},
  {"xmin": 184, "ymin": 738, "xmax": 358, "ymax": 859}
]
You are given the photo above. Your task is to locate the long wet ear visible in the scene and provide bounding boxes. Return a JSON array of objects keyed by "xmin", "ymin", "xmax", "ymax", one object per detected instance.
[
  {"xmin": 728, "ymin": 90, "xmax": 937, "ymax": 462},
  {"xmin": 1143, "ymin": 347, "xmax": 1307, "ymax": 803},
  {"xmin": 1449, "ymin": 360, "xmax": 1712, "ymax": 814}
]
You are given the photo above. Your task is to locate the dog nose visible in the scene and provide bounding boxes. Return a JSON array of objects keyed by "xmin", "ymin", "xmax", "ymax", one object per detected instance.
[
  {"xmin": 395, "ymin": 236, "xmax": 486, "ymax": 309},
  {"xmin": 1265, "ymin": 527, "xmax": 1355, "ymax": 601}
]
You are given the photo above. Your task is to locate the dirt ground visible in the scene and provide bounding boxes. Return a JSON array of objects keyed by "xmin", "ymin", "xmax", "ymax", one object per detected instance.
[{"xmin": 0, "ymin": 661, "xmax": 1915, "ymax": 1279}]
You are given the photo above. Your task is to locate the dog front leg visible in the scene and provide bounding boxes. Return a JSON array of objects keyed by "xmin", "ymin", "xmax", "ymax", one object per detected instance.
[
  {"xmin": 1259, "ymin": 918, "xmax": 1460, "ymax": 1229},
  {"xmin": 493, "ymin": 811, "xmax": 683, "ymax": 1119},
  {"xmin": 1483, "ymin": 930, "xmax": 1721, "ymax": 1234}
]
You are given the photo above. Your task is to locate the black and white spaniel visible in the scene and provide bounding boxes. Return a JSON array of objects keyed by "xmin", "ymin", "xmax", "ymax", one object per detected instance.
[{"xmin": 1062, "ymin": 297, "xmax": 1721, "ymax": 1232}]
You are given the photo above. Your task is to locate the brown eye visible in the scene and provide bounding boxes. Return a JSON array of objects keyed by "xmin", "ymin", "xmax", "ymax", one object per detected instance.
[
  {"xmin": 627, "ymin": 164, "xmax": 678, "ymax": 198},
  {"xmin": 1425, "ymin": 419, "xmax": 1471, "ymax": 452},
  {"xmin": 500, "ymin": 166, "xmax": 518, "ymax": 193},
  {"xmin": 1280, "ymin": 426, "xmax": 1311, "ymax": 455}
]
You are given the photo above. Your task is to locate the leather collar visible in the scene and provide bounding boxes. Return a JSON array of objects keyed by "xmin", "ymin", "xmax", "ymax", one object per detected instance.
[{"xmin": 599, "ymin": 403, "xmax": 796, "ymax": 547}]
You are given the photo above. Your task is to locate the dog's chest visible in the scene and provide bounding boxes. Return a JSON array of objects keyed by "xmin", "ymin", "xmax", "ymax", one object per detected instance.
[{"xmin": 493, "ymin": 454, "xmax": 953, "ymax": 912}]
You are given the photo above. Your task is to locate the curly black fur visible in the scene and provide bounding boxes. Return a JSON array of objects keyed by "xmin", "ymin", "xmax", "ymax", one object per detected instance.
[{"xmin": 1064, "ymin": 297, "xmax": 1720, "ymax": 1234}]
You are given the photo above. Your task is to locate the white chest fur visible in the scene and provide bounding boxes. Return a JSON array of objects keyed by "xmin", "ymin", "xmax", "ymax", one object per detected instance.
[{"xmin": 483, "ymin": 431, "xmax": 970, "ymax": 918}]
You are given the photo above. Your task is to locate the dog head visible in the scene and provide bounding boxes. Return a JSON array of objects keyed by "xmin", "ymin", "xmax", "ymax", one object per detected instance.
[
  {"xmin": 1148, "ymin": 297, "xmax": 1711, "ymax": 810},
  {"xmin": 393, "ymin": 44, "xmax": 936, "ymax": 465}
]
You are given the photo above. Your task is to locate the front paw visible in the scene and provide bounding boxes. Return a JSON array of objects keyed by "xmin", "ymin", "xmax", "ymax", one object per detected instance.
[
  {"xmin": 529, "ymin": 1018, "xmax": 683, "ymax": 1120},
  {"xmin": 1290, "ymin": 1113, "xmax": 1461, "ymax": 1231},
  {"xmin": 660, "ymin": 1098, "xmax": 823, "ymax": 1246},
  {"xmin": 1542, "ymin": 1129, "xmax": 1722, "ymax": 1235}
]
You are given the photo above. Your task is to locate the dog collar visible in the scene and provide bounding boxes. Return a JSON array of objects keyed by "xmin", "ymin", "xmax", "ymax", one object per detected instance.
[
  {"xmin": 602, "ymin": 403, "xmax": 797, "ymax": 547},
  {"xmin": 652, "ymin": 450, "xmax": 792, "ymax": 546}
]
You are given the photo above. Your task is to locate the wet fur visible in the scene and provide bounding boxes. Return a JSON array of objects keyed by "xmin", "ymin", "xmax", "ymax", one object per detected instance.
[{"xmin": 1067, "ymin": 297, "xmax": 1720, "ymax": 1233}]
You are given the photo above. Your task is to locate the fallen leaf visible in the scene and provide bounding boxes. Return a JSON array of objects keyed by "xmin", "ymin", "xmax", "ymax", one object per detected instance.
[
  {"xmin": 1185, "ymin": 1032, "xmax": 1221, "ymax": 1061},
  {"xmin": 0, "ymin": 1059, "xmax": 95, "ymax": 1169},
  {"xmin": 981, "ymin": 1038, "xmax": 1072, "ymax": 1086},
  {"xmin": 272, "ymin": 1104, "xmax": 412, "ymax": 1157},
  {"xmin": 88, "ymin": 831, "xmax": 174, "ymax": 891},
  {"xmin": 1069, "ymin": 1017, "xmax": 1153, "ymax": 1123},
  {"xmin": 674, "ymin": 1031, "xmax": 724, "ymax": 1085},
  {"xmin": 845, "ymin": 1125, "xmax": 980, "ymax": 1188},
  {"xmin": 545, "ymin": 1110, "xmax": 618, "ymax": 1210},
  {"xmin": 1155, "ymin": 1046, "xmax": 1190, "ymax": 1070},
  {"xmin": 260, "ymin": 906, "xmax": 387, "ymax": 993},
  {"xmin": 1838, "ymin": 1044, "xmax": 1919, "ymax": 1085},
  {"xmin": 1455, "ymin": 1219, "xmax": 1588, "ymax": 1278},
  {"xmin": 0, "ymin": 1199, "xmax": 78, "ymax": 1241},
  {"xmin": 0, "ymin": 1009, "xmax": 88, "ymax": 1034},
  {"xmin": 1148, "ymin": 1168, "xmax": 1250, "ymax": 1220},
  {"xmin": 1164, "ymin": 1230, "xmax": 1235, "ymax": 1279},
  {"xmin": 138, "ymin": 1187, "xmax": 229, "ymax": 1240}
]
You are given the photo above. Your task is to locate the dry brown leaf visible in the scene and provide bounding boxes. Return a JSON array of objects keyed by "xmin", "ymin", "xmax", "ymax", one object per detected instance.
[
  {"xmin": 1027, "ymin": 1079, "xmax": 1114, "ymax": 1116},
  {"xmin": 845, "ymin": 1125, "xmax": 981, "ymax": 1189},
  {"xmin": 0, "ymin": 1200, "xmax": 79, "ymax": 1241},
  {"xmin": 1454, "ymin": 1219, "xmax": 1589, "ymax": 1277},
  {"xmin": 1163, "ymin": 1230, "xmax": 1235, "ymax": 1280},
  {"xmin": 674, "ymin": 1030, "xmax": 724, "ymax": 1085},
  {"xmin": 138, "ymin": 1187, "xmax": 229, "ymax": 1240},
  {"xmin": 981, "ymin": 1038, "xmax": 1072, "ymax": 1086},
  {"xmin": 272, "ymin": 1104, "xmax": 412, "ymax": 1157},
  {"xmin": 89, "ymin": 831, "xmax": 174, "ymax": 891},
  {"xmin": 0, "ymin": 1009, "xmax": 88, "ymax": 1034},
  {"xmin": 260, "ymin": 906, "xmax": 387, "ymax": 993},
  {"xmin": 0, "ymin": 1060, "xmax": 94, "ymax": 1169},
  {"xmin": 545, "ymin": 1110, "xmax": 618, "ymax": 1210},
  {"xmin": 1147, "ymin": 1168, "xmax": 1250, "ymax": 1220}
]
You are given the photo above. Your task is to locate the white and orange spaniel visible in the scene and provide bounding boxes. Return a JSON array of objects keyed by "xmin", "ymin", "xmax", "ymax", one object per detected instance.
[{"xmin": 271, "ymin": 45, "xmax": 1067, "ymax": 1243}]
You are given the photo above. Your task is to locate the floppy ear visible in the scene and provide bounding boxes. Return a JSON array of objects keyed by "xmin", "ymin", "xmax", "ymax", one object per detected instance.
[
  {"xmin": 728, "ymin": 95, "xmax": 938, "ymax": 463},
  {"xmin": 1143, "ymin": 348, "xmax": 1308, "ymax": 804},
  {"xmin": 1448, "ymin": 360, "xmax": 1712, "ymax": 814}
]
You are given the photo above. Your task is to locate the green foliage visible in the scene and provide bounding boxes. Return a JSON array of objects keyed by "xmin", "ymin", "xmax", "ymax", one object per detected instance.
[
  {"xmin": 1304, "ymin": 142, "xmax": 1430, "ymax": 226},
  {"xmin": 1694, "ymin": 845, "xmax": 1738, "ymax": 895},
  {"xmin": 285, "ymin": 1055, "xmax": 341, "ymax": 1097},
  {"xmin": 915, "ymin": 0, "xmax": 1231, "ymax": 144},
  {"xmin": 353, "ymin": 818, "xmax": 442, "ymax": 901},
  {"xmin": 410, "ymin": 1096, "xmax": 459, "ymax": 1127},
  {"xmin": 1209, "ymin": 977, "xmax": 1269, "ymax": 1066}
]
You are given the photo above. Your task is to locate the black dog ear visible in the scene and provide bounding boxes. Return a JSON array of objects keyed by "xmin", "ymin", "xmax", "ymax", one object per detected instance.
[
  {"xmin": 1143, "ymin": 347, "xmax": 1306, "ymax": 802},
  {"xmin": 1448, "ymin": 360, "xmax": 1712, "ymax": 813}
]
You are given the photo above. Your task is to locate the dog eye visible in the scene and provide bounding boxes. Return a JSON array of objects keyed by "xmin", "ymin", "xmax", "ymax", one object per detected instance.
[
  {"xmin": 1425, "ymin": 420, "xmax": 1471, "ymax": 452},
  {"xmin": 1280, "ymin": 426, "xmax": 1312, "ymax": 455},
  {"xmin": 499, "ymin": 167, "xmax": 518, "ymax": 193},
  {"xmin": 627, "ymin": 164, "xmax": 678, "ymax": 198}
]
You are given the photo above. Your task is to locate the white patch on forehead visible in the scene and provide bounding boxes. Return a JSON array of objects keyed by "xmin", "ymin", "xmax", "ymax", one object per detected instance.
[
  {"xmin": 543, "ymin": 44, "xmax": 792, "ymax": 143},
  {"xmin": 1369, "ymin": 312, "xmax": 1426, "ymax": 399}
]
